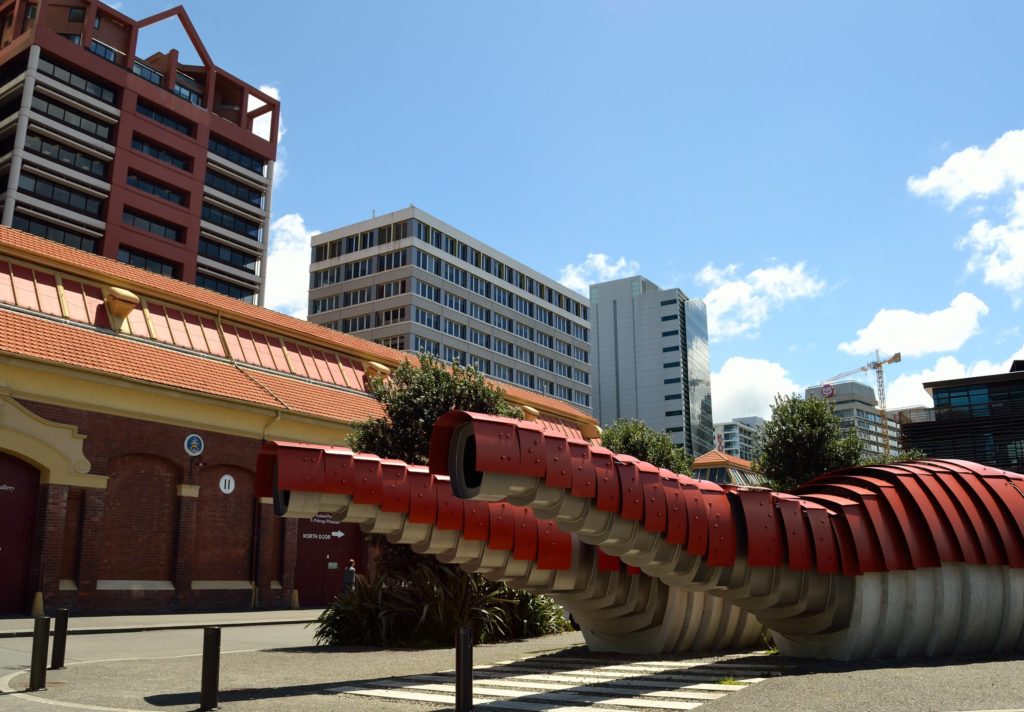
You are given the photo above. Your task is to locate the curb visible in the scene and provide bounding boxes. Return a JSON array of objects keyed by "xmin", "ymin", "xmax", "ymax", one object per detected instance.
[{"xmin": 0, "ymin": 617, "xmax": 318, "ymax": 639}]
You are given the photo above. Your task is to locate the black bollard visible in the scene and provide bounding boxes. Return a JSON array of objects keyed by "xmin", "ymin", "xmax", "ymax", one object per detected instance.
[
  {"xmin": 51, "ymin": 609, "xmax": 69, "ymax": 670},
  {"xmin": 199, "ymin": 627, "xmax": 221, "ymax": 711},
  {"xmin": 29, "ymin": 616, "xmax": 50, "ymax": 691},
  {"xmin": 455, "ymin": 626, "xmax": 473, "ymax": 711}
]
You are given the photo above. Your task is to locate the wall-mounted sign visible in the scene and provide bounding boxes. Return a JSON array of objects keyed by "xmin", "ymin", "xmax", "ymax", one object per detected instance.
[
  {"xmin": 219, "ymin": 474, "xmax": 236, "ymax": 495},
  {"xmin": 822, "ymin": 383, "xmax": 836, "ymax": 398},
  {"xmin": 184, "ymin": 434, "xmax": 205, "ymax": 457}
]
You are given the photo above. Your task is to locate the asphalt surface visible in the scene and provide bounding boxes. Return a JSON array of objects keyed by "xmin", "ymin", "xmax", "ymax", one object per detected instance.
[{"xmin": 1, "ymin": 613, "xmax": 1024, "ymax": 712}]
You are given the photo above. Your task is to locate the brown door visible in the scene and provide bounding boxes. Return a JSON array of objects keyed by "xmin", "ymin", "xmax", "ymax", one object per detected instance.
[
  {"xmin": 294, "ymin": 514, "xmax": 362, "ymax": 607},
  {"xmin": 0, "ymin": 453, "xmax": 40, "ymax": 613}
]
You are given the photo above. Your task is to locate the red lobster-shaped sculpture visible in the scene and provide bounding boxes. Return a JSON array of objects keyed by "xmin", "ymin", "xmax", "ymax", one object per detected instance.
[{"xmin": 259, "ymin": 411, "xmax": 1024, "ymax": 661}]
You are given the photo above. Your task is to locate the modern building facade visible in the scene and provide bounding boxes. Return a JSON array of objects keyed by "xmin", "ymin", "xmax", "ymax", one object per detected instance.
[
  {"xmin": 590, "ymin": 275, "xmax": 714, "ymax": 457},
  {"xmin": 714, "ymin": 416, "xmax": 764, "ymax": 462},
  {"xmin": 898, "ymin": 361, "xmax": 1024, "ymax": 474},
  {"xmin": 308, "ymin": 206, "xmax": 593, "ymax": 411},
  {"xmin": 0, "ymin": 1, "xmax": 279, "ymax": 303},
  {"xmin": 806, "ymin": 381, "xmax": 901, "ymax": 458}
]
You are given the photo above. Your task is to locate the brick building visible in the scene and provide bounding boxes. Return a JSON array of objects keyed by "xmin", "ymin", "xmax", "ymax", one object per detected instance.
[
  {"xmin": 0, "ymin": 0, "xmax": 279, "ymax": 304},
  {"xmin": 0, "ymin": 226, "xmax": 597, "ymax": 615}
]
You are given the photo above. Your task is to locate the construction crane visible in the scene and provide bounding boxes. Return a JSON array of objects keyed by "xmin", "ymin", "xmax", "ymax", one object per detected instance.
[{"xmin": 821, "ymin": 350, "xmax": 902, "ymax": 458}]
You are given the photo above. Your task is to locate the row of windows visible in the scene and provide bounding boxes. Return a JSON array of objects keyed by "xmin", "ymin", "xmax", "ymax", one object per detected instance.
[
  {"xmin": 375, "ymin": 335, "xmax": 406, "ymax": 350},
  {"xmin": 32, "ymin": 95, "xmax": 111, "ymax": 141},
  {"xmin": 196, "ymin": 273, "xmax": 256, "ymax": 303},
  {"xmin": 123, "ymin": 209, "xmax": 180, "ymax": 242},
  {"xmin": 127, "ymin": 172, "xmax": 185, "ymax": 205},
  {"xmin": 88, "ymin": 39, "xmax": 119, "ymax": 64},
  {"xmin": 132, "ymin": 135, "xmax": 189, "ymax": 171},
  {"xmin": 24, "ymin": 133, "xmax": 107, "ymax": 179},
  {"xmin": 209, "ymin": 136, "xmax": 266, "ymax": 175},
  {"xmin": 202, "ymin": 202, "xmax": 261, "ymax": 241},
  {"xmin": 132, "ymin": 60, "xmax": 162, "ymax": 86},
  {"xmin": 117, "ymin": 246, "xmax": 177, "ymax": 278},
  {"xmin": 12, "ymin": 214, "xmax": 96, "ymax": 253},
  {"xmin": 198, "ymin": 238, "xmax": 259, "ymax": 274},
  {"xmin": 205, "ymin": 170, "xmax": 263, "ymax": 208},
  {"xmin": 18, "ymin": 172, "xmax": 101, "ymax": 215},
  {"xmin": 37, "ymin": 56, "xmax": 116, "ymax": 105},
  {"xmin": 136, "ymin": 100, "xmax": 193, "ymax": 136}
]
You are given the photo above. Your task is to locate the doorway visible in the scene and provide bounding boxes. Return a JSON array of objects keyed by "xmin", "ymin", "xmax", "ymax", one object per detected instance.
[
  {"xmin": 294, "ymin": 514, "xmax": 362, "ymax": 607},
  {"xmin": 0, "ymin": 453, "xmax": 40, "ymax": 613}
]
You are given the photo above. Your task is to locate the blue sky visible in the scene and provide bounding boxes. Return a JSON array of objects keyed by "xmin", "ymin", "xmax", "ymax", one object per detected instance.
[{"xmin": 125, "ymin": 1, "xmax": 1024, "ymax": 421}]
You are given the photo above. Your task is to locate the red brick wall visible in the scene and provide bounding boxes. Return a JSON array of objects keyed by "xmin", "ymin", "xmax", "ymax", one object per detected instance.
[
  {"xmin": 194, "ymin": 465, "xmax": 254, "ymax": 581},
  {"xmin": 60, "ymin": 488, "xmax": 83, "ymax": 582},
  {"xmin": 102, "ymin": 454, "xmax": 178, "ymax": 581}
]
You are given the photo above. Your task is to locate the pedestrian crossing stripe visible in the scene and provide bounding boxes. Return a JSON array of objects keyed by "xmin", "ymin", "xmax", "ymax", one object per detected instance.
[{"xmin": 327, "ymin": 653, "xmax": 776, "ymax": 711}]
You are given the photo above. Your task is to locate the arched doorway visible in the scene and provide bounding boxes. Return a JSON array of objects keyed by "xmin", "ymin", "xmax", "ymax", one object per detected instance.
[{"xmin": 0, "ymin": 452, "xmax": 40, "ymax": 613}]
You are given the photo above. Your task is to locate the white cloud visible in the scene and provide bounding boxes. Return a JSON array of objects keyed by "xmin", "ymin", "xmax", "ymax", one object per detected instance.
[
  {"xmin": 559, "ymin": 253, "xmax": 640, "ymax": 294},
  {"xmin": 838, "ymin": 292, "xmax": 988, "ymax": 357},
  {"xmin": 264, "ymin": 213, "xmax": 316, "ymax": 319},
  {"xmin": 959, "ymin": 191, "xmax": 1024, "ymax": 306},
  {"xmin": 909, "ymin": 129, "xmax": 1024, "ymax": 305},
  {"xmin": 250, "ymin": 85, "xmax": 287, "ymax": 184},
  {"xmin": 886, "ymin": 345, "xmax": 1024, "ymax": 409},
  {"xmin": 697, "ymin": 262, "xmax": 825, "ymax": 341},
  {"xmin": 711, "ymin": 357, "xmax": 802, "ymax": 422},
  {"xmin": 907, "ymin": 129, "xmax": 1024, "ymax": 207}
]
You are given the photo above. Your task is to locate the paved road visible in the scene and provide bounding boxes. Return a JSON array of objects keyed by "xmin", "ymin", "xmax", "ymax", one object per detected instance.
[{"xmin": 2, "ymin": 622, "xmax": 1024, "ymax": 712}]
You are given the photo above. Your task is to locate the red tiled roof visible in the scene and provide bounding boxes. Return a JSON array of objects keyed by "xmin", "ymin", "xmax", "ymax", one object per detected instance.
[
  {"xmin": 692, "ymin": 449, "xmax": 754, "ymax": 469},
  {"xmin": 0, "ymin": 308, "xmax": 385, "ymax": 423},
  {"xmin": 0, "ymin": 227, "xmax": 595, "ymax": 425}
]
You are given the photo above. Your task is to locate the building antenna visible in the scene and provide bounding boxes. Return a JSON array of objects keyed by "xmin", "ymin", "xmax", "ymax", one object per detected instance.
[{"xmin": 372, "ymin": 209, "xmax": 376, "ymax": 218}]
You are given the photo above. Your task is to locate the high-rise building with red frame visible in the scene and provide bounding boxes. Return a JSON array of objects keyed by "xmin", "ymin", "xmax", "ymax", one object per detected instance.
[{"xmin": 0, "ymin": 0, "xmax": 279, "ymax": 304}]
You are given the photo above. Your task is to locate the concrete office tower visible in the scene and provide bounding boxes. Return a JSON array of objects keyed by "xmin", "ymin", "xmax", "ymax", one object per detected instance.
[
  {"xmin": 590, "ymin": 276, "xmax": 714, "ymax": 457},
  {"xmin": 308, "ymin": 206, "xmax": 593, "ymax": 411},
  {"xmin": 806, "ymin": 381, "xmax": 901, "ymax": 458},
  {"xmin": 0, "ymin": 1, "xmax": 279, "ymax": 304},
  {"xmin": 714, "ymin": 416, "xmax": 765, "ymax": 461}
]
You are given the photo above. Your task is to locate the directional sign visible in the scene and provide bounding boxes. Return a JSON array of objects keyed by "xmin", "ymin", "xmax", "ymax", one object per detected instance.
[
  {"xmin": 184, "ymin": 434, "xmax": 204, "ymax": 457},
  {"xmin": 330, "ymin": 530, "xmax": 344, "ymax": 539},
  {"xmin": 219, "ymin": 474, "xmax": 236, "ymax": 495}
]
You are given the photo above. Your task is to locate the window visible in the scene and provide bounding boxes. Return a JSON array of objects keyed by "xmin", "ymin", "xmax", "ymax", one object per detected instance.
[
  {"xmin": 342, "ymin": 286, "xmax": 372, "ymax": 307},
  {"xmin": 662, "ymin": 345, "xmax": 679, "ymax": 353},
  {"xmin": 377, "ymin": 249, "xmax": 407, "ymax": 272},
  {"xmin": 468, "ymin": 302, "xmax": 491, "ymax": 324},
  {"xmin": 493, "ymin": 313, "xmax": 514, "ymax": 332},
  {"xmin": 661, "ymin": 299, "xmax": 676, "ymax": 306},
  {"xmin": 127, "ymin": 173, "xmax": 185, "ymax": 205},
  {"xmin": 469, "ymin": 329, "xmax": 490, "ymax": 349},
  {"xmin": 661, "ymin": 314, "xmax": 677, "ymax": 321},
  {"xmin": 665, "ymin": 410, "xmax": 683, "ymax": 417},
  {"xmin": 664, "ymin": 361, "xmax": 680, "ymax": 368},
  {"xmin": 36, "ymin": 57, "xmax": 115, "ymax": 104},
  {"xmin": 117, "ymin": 246, "xmax": 177, "ymax": 277},
  {"xmin": 12, "ymin": 215, "xmax": 96, "ymax": 252},
  {"xmin": 68, "ymin": 8, "xmax": 85, "ymax": 22},
  {"xmin": 196, "ymin": 274, "xmax": 255, "ymax": 303},
  {"xmin": 414, "ymin": 307, "xmax": 440, "ymax": 330},
  {"xmin": 442, "ymin": 345, "xmax": 466, "ymax": 366},
  {"xmin": 413, "ymin": 336, "xmax": 439, "ymax": 356},
  {"xmin": 310, "ymin": 266, "xmax": 342, "ymax": 289},
  {"xmin": 132, "ymin": 61, "xmax": 162, "ymax": 86},
  {"xmin": 202, "ymin": 203, "xmax": 261, "ymax": 240},
  {"xmin": 173, "ymin": 81, "xmax": 203, "ymax": 107},
  {"xmin": 31, "ymin": 95, "xmax": 111, "ymax": 140},
  {"xmin": 662, "ymin": 330, "xmax": 679, "ymax": 337},
  {"xmin": 18, "ymin": 173, "xmax": 101, "ymax": 215},
  {"xmin": 375, "ymin": 307, "xmax": 406, "ymax": 327},
  {"xmin": 209, "ymin": 136, "xmax": 265, "ymax": 174},
  {"xmin": 375, "ymin": 336, "xmax": 405, "ymax": 350},
  {"xmin": 469, "ymin": 355, "xmax": 490, "ymax": 374},
  {"xmin": 664, "ymin": 377, "xmax": 681, "ymax": 384},
  {"xmin": 665, "ymin": 394, "xmax": 682, "ymax": 401},
  {"xmin": 573, "ymin": 391, "xmax": 590, "ymax": 407},
  {"xmin": 555, "ymin": 361, "xmax": 570, "ymax": 378},
  {"xmin": 494, "ymin": 338, "xmax": 513, "ymax": 357},
  {"xmin": 136, "ymin": 101, "xmax": 193, "ymax": 135},
  {"xmin": 132, "ymin": 135, "xmax": 189, "ymax": 171},
  {"xmin": 340, "ymin": 314, "xmax": 372, "ymax": 333},
  {"xmin": 205, "ymin": 171, "xmax": 263, "ymax": 208},
  {"xmin": 88, "ymin": 40, "xmax": 118, "ymax": 64},
  {"xmin": 24, "ymin": 133, "xmax": 106, "ymax": 178},
  {"xmin": 123, "ymin": 209, "xmax": 181, "ymax": 241},
  {"xmin": 515, "ymin": 346, "xmax": 534, "ymax": 365},
  {"xmin": 536, "ymin": 354, "xmax": 553, "ymax": 371},
  {"xmin": 198, "ymin": 238, "xmax": 258, "ymax": 274},
  {"xmin": 516, "ymin": 371, "xmax": 534, "ymax": 389},
  {"xmin": 572, "ymin": 368, "xmax": 589, "ymax": 384},
  {"xmin": 376, "ymin": 279, "xmax": 407, "ymax": 299},
  {"xmin": 443, "ymin": 318, "xmax": 467, "ymax": 340},
  {"xmin": 414, "ymin": 279, "xmax": 441, "ymax": 302},
  {"xmin": 493, "ymin": 363, "xmax": 513, "ymax": 383},
  {"xmin": 344, "ymin": 257, "xmax": 373, "ymax": 280},
  {"xmin": 666, "ymin": 427, "xmax": 684, "ymax": 434},
  {"xmin": 444, "ymin": 292, "xmax": 467, "ymax": 313}
]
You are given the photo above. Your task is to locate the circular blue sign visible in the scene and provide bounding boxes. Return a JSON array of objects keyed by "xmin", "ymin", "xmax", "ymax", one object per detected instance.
[{"xmin": 184, "ymin": 434, "xmax": 205, "ymax": 457}]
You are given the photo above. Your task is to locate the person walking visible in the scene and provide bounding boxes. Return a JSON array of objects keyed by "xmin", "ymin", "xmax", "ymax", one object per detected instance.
[{"xmin": 342, "ymin": 559, "xmax": 357, "ymax": 594}]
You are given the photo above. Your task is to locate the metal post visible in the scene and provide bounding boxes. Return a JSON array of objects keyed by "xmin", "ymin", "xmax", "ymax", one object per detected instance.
[
  {"xmin": 455, "ymin": 626, "xmax": 473, "ymax": 711},
  {"xmin": 199, "ymin": 627, "xmax": 221, "ymax": 711},
  {"xmin": 29, "ymin": 616, "xmax": 50, "ymax": 691},
  {"xmin": 50, "ymin": 609, "xmax": 69, "ymax": 670}
]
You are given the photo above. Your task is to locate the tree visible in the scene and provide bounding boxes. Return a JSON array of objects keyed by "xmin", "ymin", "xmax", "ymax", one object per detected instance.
[
  {"xmin": 753, "ymin": 394, "xmax": 862, "ymax": 491},
  {"xmin": 322, "ymin": 354, "xmax": 570, "ymax": 646},
  {"xmin": 599, "ymin": 418, "xmax": 692, "ymax": 474},
  {"xmin": 349, "ymin": 352, "xmax": 522, "ymax": 464}
]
